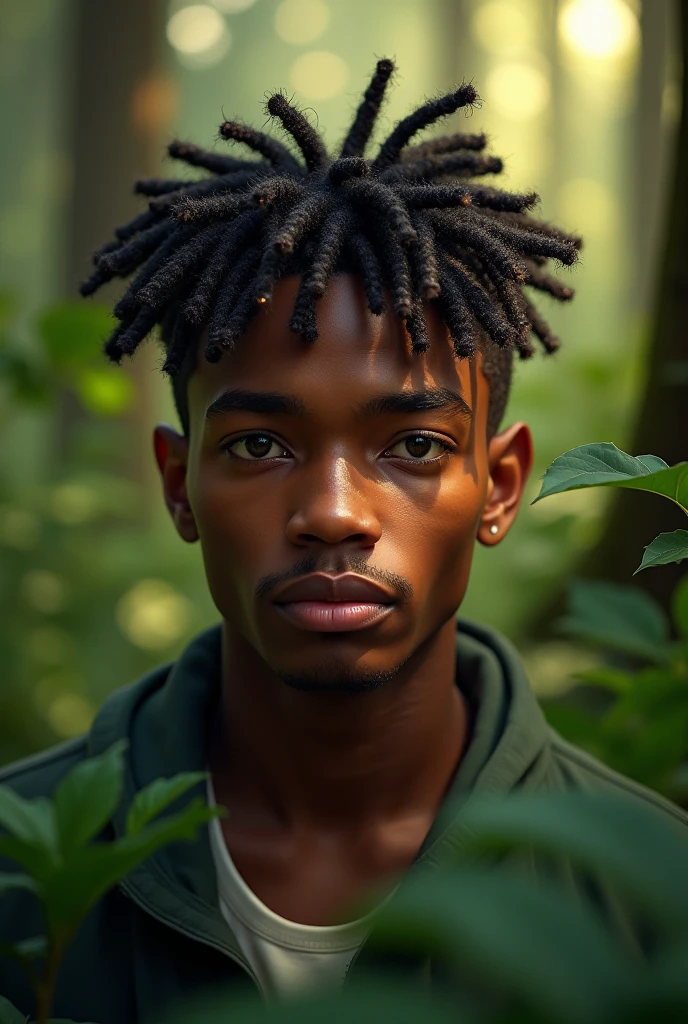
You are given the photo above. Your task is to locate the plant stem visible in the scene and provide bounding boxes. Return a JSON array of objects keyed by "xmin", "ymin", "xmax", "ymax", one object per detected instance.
[{"xmin": 34, "ymin": 943, "xmax": 61, "ymax": 1024}]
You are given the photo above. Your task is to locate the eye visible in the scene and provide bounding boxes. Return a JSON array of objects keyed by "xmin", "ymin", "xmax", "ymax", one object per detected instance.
[
  {"xmin": 384, "ymin": 434, "xmax": 452, "ymax": 462},
  {"xmin": 225, "ymin": 433, "xmax": 289, "ymax": 461}
]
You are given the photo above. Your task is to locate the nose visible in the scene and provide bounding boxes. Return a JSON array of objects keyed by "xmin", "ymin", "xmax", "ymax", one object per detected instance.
[{"xmin": 285, "ymin": 455, "xmax": 382, "ymax": 548}]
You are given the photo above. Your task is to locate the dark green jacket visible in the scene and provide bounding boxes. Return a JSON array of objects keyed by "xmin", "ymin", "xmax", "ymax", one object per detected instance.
[{"xmin": 1, "ymin": 620, "xmax": 687, "ymax": 1023}]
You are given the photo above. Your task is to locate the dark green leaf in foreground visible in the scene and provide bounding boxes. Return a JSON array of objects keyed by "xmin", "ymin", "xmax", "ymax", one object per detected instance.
[
  {"xmin": 0, "ymin": 872, "xmax": 38, "ymax": 897},
  {"xmin": 161, "ymin": 980, "xmax": 466, "ymax": 1024},
  {"xmin": 634, "ymin": 530, "xmax": 688, "ymax": 574},
  {"xmin": 370, "ymin": 867, "xmax": 629, "ymax": 1024},
  {"xmin": 558, "ymin": 580, "xmax": 671, "ymax": 663},
  {"xmin": 453, "ymin": 792, "xmax": 688, "ymax": 932},
  {"xmin": 40, "ymin": 798, "xmax": 220, "ymax": 934},
  {"xmin": 0, "ymin": 995, "xmax": 27, "ymax": 1024},
  {"xmin": 533, "ymin": 443, "xmax": 688, "ymax": 513},
  {"xmin": 125, "ymin": 772, "xmax": 209, "ymax": 836},
  {"xmin": 0, "ymin": 788, "xmax": 59, "ymax": 879},
  {"xmin": 53, "ymin": 741, "xmax": 127, "ymax": 858}
]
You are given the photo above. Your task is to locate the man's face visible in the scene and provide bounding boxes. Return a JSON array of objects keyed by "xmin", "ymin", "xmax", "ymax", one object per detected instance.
[{"xmin": 155, "ymin": 274, "xmax": 532, "ymax": 690}]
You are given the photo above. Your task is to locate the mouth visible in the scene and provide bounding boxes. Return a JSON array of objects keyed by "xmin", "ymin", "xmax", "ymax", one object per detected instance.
[{"xmin": 271, "ymin": 573, "xmax": 397, "ymax": 633}]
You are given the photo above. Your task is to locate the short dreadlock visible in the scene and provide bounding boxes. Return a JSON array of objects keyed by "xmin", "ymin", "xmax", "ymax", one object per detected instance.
[{"xmin": 82, "ymin": 59, "xmax": 580, "ymax": 439}]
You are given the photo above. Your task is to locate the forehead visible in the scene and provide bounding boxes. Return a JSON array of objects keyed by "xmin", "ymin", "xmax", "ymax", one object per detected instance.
[{"xmin": 186, "ymin": 274, "xmax": 488, "ymax": 424}]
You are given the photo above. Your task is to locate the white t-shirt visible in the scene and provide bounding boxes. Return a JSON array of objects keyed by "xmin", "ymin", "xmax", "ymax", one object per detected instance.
[{"xmin": 206, "ymin": 778, "xmax": 378, "ymax": 1000}]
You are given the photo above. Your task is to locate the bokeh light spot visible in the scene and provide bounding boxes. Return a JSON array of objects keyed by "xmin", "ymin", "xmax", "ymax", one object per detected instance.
[
  {"xmin": 289, "ymin": 50, "xmax": 348, "ymax": 101},
  {"xmin": 0, "ymin": 505, "xmax": 40, "ymax": 550},
  {"xmin": 46, "ymin": 693, "xmax": 95, "ymax": 738},
  {"xmin": 274, "ymin": 0, "xmax": 331, "ymax": 46},
  {"xmin": 21, "ymin": 571, "xmax": 69, "ymax": 615},
  {"xmin": 485, "ymin": 62, "xmax": 550, "ymax": 121},
  {"xmin": 210, "ymin": 0, "xmax": 258, "ymax": 11},
  {"xmin": 558, "ymin": 0, "xmax": 639, "ymax": 60},
  {"xmin": 117, "ymin": 579, "xmax": 192, "ymax": 650},
  {"xmin": 166, "ymin": 5, "xmax": 230, "ymax": 68}
]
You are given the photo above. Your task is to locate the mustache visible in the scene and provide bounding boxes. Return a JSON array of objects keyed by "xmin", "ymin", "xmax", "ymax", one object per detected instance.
[{"xmin": 255, "ymin": 555, "xmax": 414, "ymax": 603}]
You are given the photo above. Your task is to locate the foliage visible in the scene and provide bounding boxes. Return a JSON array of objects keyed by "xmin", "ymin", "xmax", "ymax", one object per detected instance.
[
  {"xmin": 533, "ymin": 442, "xmax": 688, "ymax": 572},
  {"xmin": 0, "ymin": 742, "xmax": 221, "ymax": 1023},
  {"xmin": 542, "ymin": 576, "xmax": 688, "ymax": 803}
]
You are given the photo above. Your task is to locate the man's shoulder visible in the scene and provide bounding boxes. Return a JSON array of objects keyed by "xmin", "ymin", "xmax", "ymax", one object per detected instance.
[
  {"xmin": 547, "ymin": 727, "xmax": 688, "ymax": 829},
  {"xmin": 0, "ymin": 736, "xmax": 89, "ymax": 800}
]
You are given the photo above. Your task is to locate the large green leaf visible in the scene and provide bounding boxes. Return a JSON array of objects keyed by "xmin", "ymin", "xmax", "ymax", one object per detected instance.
[
  {"xmin": 0, "ymin": 996, "xmax": 27, "ymax": 1024},
  {"xmin": 53, "ymin": 741, "xmax": 127, "ymax": 858},
  {"xmin": 0, "ymin": 835, "xmax": 57, "ymax": 881},
  {"xmin": 38, "ymin": 304, "xmax": 114, "ymax": 370},
  {"xmin": 41, "ymin": 798, "xmax": 220, "ymax": 934},
  {"xmin": 125, "ymin": 772, "xmax": 209, "ymax": 836},
  {"xmin": 162, "ymin": 981, "xmax": 468, "ymax": 1024},
  {"xmin": 452, "ymin": 793, "xmax": 688, "ymax": 932},
  {"xmin": 533, "ymin": 443, "xmax": 688, "ymax": 513},
  {"xmin": 558, "ymin": 580, "xmax": 671, "ymax": 663},
  {"xmin": 634, "ymin": 530, "xmax": 688, "ymax": 574},
  {"xmin": 371, "ymin": 867, "xmax": 629, "ymax": 1024}
]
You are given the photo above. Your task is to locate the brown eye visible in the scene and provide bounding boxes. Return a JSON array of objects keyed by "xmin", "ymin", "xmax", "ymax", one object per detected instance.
[
  {"xmin": 386, "ymin": 435, "xmax": 449, "ymax": 461},
  {"xmin": 228, "ymin": 434, "xmax": 287, "ymax": 460}
]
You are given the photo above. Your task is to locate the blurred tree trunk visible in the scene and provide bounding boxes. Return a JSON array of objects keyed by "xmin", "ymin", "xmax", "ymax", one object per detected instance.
[
  {"xmin": 61, "ymin": 0, "xmax": 172, "ymax": 506},
  {"xmin": 575, "ymin": 0, "xmax": 688, "ymax": 616}
]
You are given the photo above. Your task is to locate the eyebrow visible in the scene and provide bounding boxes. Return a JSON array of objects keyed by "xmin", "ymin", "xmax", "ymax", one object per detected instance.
[
  {"xmin": 204, "ymin": 385, "xmax": 472, "ymax": 424},
  {"xmin": 204, "ymin": 388, "xmax": 306, "ymax": 423},
  {"xmin": 359, "ymin": 387, "xmax": 473, "ymax": 420}
]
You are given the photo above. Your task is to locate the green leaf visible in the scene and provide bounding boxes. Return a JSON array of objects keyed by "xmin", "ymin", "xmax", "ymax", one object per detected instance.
[
  {"xmin": 163, "ymin": 981, "xmax": 465, "ymax": 1024},
  {"xmin": 672, "ymin": 574, "xmax": 688, "ymax": 640},
  {"xmin": 533, "ymin": 443, "xmax": 688, "ymax": 513},
  {"xmin": 41, "ymin": 798, "xmax": 220, "ymax": 934},
  {"xmin": 558, "ymin": 580, "xmax": 671, "ymax": 663},
  {"xmin": 125, "ymin": 772, "xmax": 209, "ymax": 835},
  {"xmin": 634, "ymin": 530, "xmax": 688, "ymax": 574},
  {"xmin": 0, "ymin": 935, "xmax": 47, "ymax": 973},
  {"xmin": 53, "ymin": 741, "xmax": 127, "ymax": 858},
  {"xmin": 37, "ymin": 304, "xmax": 114, "ymax": 370},
  {"xmin": 371, "ymin": 867, "xmax": 629, "ymax": 1024},
  {"xmin": 0, "ymin": 786, "xmax": 59, "ymax": 869},
  {"xmin": 0, "ymin": 871, "xmax": 38, "ymax": 896},
  {"xmin": 572, "ymin": 667, "xmax": 633, "ymax": 694},
  {"xmin": 453, "ymin": 792, "xmax": 688, "ymax": 932},
  {"xmin": 0, "ymin": 996, "xmax": 27, "ymax": 1024}
]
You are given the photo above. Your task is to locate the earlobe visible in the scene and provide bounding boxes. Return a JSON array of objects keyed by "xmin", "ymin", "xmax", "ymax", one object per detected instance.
[
  {"xmin": 477, "ymin": 421, "xmax": 533, "ymax": 547},
  {"xmin": 153, "ymin": 424, "xmax": 199, "ymax": 544}
]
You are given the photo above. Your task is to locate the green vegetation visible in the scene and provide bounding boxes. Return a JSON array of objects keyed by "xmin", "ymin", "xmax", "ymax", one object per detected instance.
[{"xmin": 0, "ymin": 742, "xmax": 221, "ymax": 1023}]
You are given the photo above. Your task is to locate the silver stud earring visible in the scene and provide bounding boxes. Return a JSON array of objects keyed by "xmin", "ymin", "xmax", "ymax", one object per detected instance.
[{"xmin": 489, "ymin": 524, "xmax": 499, "ymax": 535}]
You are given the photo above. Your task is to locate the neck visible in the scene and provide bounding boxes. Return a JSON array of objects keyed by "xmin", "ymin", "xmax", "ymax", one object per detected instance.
[{"xmin": 210, "ymin": 619, "xmax": 469, "ymax": 830}]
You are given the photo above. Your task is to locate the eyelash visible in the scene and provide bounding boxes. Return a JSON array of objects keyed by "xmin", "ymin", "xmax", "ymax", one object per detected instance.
[{"xmin": 221, "ymin": 431, "xmax": 456, "ymax": 464}]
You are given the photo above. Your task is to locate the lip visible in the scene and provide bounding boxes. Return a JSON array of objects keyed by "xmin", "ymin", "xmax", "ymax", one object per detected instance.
[
  {"xmin": 271, "ymin": 572, "xmax": 397, "ymax": 605},
  {"xmin": 271, "ymin": 573, "xmax": 397, "ymax": 633}
]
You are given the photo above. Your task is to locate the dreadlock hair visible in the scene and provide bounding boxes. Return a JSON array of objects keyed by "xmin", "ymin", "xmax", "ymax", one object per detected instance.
[{"xmin": 82, "ymin": 58, "xmax": 581, "ymax": 439}]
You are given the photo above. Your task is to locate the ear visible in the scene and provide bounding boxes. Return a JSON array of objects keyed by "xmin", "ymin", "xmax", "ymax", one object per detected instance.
[
  {"xmin": 153, "ymin": 424, "xmax": 199, "ymax": 543},
  {"xmin": 477, "ymin": 421, "xmax": 533, "ymax": 547}
]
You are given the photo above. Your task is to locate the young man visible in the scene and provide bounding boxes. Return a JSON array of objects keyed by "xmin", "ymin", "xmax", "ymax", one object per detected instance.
[{"xmin": 1, "ymin": 60, "xmax": 686, "ymax": 1022}]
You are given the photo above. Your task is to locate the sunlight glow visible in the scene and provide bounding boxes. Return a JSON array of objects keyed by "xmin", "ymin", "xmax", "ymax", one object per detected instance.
[
  {"xmin": 558, "ymin": 0, "xmax": 639, "ymax": 60},
  {"xmin": 485, "ymin": 62, "xmax": 550, "ymax": 121},
  {"xmin": 471, "ymin": 1, "xmax": 536, "ymax": 57}
]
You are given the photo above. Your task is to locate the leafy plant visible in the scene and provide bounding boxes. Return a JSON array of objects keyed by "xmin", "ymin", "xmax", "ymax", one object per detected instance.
[
  {"xmin": 541, "ymin": 576, "xmax": 688, "ymax": 802},
  {"xmin": 533, "ymin": 442, "xmax": 688, "ymax": 572},
  {"xmin": 0, "ymin": 742, "xmax": 222, "ymax": 1023}
]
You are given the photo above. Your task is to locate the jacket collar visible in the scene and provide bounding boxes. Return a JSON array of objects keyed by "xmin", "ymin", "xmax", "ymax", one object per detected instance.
[{"xmin": 87, "ymin": 619, "xmax": 552, "ymax": 952}]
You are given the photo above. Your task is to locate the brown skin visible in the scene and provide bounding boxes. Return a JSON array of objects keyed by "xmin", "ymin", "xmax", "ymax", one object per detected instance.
[{"xmin": 154, "ymin": 274, "xmax": 533, "ymax": 925}]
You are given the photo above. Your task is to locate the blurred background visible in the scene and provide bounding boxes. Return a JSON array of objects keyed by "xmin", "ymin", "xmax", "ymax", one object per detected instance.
[{"xmin": 1, "ymin": 0, "xmax": 686, "ymax": 799}]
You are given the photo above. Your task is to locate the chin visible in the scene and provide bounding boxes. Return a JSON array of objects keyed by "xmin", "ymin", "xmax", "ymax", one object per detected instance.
[{"xmin": 275, "ymin": 651, "xmax": 411, "ymax": 694}]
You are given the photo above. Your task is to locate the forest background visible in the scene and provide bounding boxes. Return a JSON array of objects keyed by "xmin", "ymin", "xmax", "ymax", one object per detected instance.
[{"xmin": 0, "ymin": 0, "xmax": 686, "ymax": 786}]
